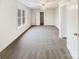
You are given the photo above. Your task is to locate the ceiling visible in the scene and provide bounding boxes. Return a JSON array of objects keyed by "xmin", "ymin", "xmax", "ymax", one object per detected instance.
[{"xmin": 19, "ymin": 0, "xmax": 63, "ymax": 9}]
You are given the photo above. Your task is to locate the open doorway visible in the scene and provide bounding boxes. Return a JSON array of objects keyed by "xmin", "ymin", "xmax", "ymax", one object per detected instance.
[{"xmin": 40, "ymin": 12, "xmax": 44, "ymax": 25}]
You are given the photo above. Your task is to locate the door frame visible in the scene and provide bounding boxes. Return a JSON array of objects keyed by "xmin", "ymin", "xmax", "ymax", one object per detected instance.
[
  {"xmin": 40, "ymin": 12, "xmax": 44, "ymax": 25},
  {"xmin": 59, "ymin": 0, "xmax": 78, "ymax": 59}
]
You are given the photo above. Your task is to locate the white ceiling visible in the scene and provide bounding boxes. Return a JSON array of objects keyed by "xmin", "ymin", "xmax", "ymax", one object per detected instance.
[{"xmin": 19, "ymin": 0, "xmax": 63, "ymax": 9}]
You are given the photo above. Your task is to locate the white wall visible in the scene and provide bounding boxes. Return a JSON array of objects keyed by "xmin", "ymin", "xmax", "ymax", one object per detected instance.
[
  {"xmin": 66, "ymin": 3, "xmax": 78, "ymax": 59},
  {"xmin": 59, "ymin": 0, "xmax": 78, "ymax": 59},
  {"xmin": 31, "ymin": 9, "xmax": 40, "ymax": 25},
  {"xmin": 60, "ymin": 6, "xmax": 67, "ymax": 37},
  {"xmin": 31, "ymin": 8, "xmax": 59, "ymax": 28},
  {"xmin": 36, "ymin": 12, "xmax": 40, "ymax": 25},
  {"xmin": 44, "ymin": 9, "xmax": 56, "ymax": 25},
  {"xmin": 78, "ymin": 0, "xmax": 79, "ymax": 59},
  {"xmin": 0, "ymin": 0, "xmax": 32, "ymax": 52},
  {"xmin": 54, "ymin": 7, "xmax": 59, "ymax": 29}
]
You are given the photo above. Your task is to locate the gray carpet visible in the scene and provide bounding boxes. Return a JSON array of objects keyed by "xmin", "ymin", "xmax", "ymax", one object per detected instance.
[{"xmin": 1, "ymin": 26, "xmax": 72, "ymax": 59}]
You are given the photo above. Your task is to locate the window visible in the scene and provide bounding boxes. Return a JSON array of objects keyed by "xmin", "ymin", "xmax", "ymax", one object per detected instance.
[
  {"xmin": 18, "ymin": 9, "xmax": 26, "ymax": 28},
  {"xmin": 22, "ymin": 10, "xmax": 25, "ymax": 24},
  {"xmin": 18, "ymin": 9, "xmax": 21, "ymax": 26}
]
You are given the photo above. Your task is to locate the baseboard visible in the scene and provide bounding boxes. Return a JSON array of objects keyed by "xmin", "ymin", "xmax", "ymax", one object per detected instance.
[{"xmin": 0, "ymin": 26, "xmax": 32, "ymax": 53}]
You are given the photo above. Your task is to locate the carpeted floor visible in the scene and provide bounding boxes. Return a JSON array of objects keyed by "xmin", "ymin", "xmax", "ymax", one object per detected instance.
[{"xmin": 1, "ymin": 26, "xmax": 72, "ymax": 59}]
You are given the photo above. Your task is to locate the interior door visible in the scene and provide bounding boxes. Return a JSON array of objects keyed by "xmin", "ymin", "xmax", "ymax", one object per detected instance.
[{"xmin": 66, "ymin": 2, "xmax": 78, "ymax": 59}]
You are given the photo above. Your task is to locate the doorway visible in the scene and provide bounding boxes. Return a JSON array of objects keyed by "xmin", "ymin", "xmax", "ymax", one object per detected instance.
[
  {"xmin": 40, "ymin": 12, "xmax": 44, "ymax": 25},
  {"xmin": 60, "ymin": 2, "xmax": 78, "ymax": 59}
]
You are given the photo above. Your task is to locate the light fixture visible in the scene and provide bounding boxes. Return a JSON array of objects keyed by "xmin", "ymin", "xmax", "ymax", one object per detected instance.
[
  {"xmin": 41, "ymin": 3, "xmax": 46, "ymax": 10},
  {"xmin": 40, "ymin": 0, "xmax": 47, "ymax": 10}
]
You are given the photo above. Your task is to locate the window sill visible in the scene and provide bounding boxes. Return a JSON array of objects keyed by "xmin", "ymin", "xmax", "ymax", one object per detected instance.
[{"xmin": 17, "ymin": 24, "xmax": 26, "ymax": 29}]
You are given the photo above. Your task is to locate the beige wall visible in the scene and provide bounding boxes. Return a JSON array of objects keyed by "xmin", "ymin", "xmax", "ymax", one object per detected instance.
[{"xmin": 0, "ymin": 0, "xmax": 32, "ymax": 52}]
